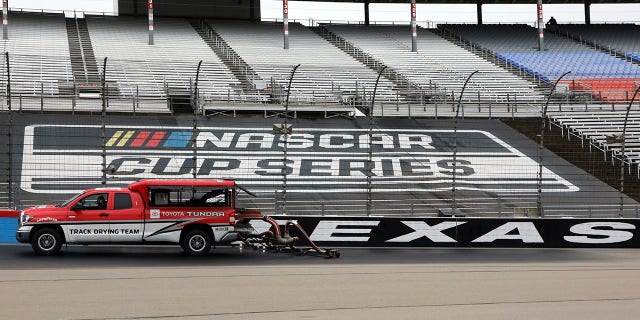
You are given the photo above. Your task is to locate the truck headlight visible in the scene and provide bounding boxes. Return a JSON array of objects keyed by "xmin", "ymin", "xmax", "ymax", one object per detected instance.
[{"xmin": 19, "ymin": 211, "xmax": 33, "ymax": 225}]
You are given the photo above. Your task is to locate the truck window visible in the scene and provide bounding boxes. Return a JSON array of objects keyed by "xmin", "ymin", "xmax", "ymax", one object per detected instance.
[
  {"xmin": 148, "ymin": 187, "xmax": 230, "ymax": 207},
  {"xmin": 114, "ymin": 193, "xmax": 133, "ymax": 210},
  {"xmin": 77, "ymin": 193, "xmax": 109, "ymax": 210},
  {"xmin": 151, "ymin": 189, "xmax": 170, "ymax": 206}
]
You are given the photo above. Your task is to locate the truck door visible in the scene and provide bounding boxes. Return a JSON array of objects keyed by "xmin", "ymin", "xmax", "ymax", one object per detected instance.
[
  {"xmin": 109, "ymin": 192, "xmax": 144, "ymax": 242},
  {"xmin": 65, "ymin": 192, "xmax": 111, "ymax": 243}
]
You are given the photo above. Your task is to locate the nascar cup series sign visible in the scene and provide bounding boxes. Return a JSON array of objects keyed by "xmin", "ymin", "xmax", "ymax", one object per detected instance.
[{"xmin": 21, "ymin": 125, "xmax": 577, "ymax": 194}]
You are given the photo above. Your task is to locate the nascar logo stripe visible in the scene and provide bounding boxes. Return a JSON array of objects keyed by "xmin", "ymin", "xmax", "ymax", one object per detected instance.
[
  {"xmin": 116, "ymin": 131, "xmax": 136, "ymax": 147},
  {"xmin": 106, "ymin": 130, "xmax": 124, "ymax": 147},
  {"xmin": 146, "ymin": 131, "xmax": 166, "ymax": 147},
  {"xmin": 164, "ymin": 131, "xmax": 193, "ymax": 148},
  {"xmin": 107, "ymin": 131, "xmax": 175, "ymax": 148},
  {"xmin": 130, "ymin": 131, "xmax": 152, "ymax": 147}
]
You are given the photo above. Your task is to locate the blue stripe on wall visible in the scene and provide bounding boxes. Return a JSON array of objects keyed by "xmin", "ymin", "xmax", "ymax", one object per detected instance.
[
  {"xmin": 0, "ymin": 218, "xmax": 17, "ymax": 243},
  {"xmin": 163, "ymin": 131, "xmax": 192, "ymax": 148}
]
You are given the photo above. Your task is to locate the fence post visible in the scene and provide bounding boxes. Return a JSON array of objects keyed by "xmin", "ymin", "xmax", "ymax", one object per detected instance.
[
  {"xmin": 135, "ymin": 84, "xmax": 139, "ymax": 116},
  {"xmin": 40, "ymin": 81, "xmax": 44, "ymax": 113},
  {"xmin": 101, "ymin": 57, "xmax": 107, "ymax": 186},
  {"xmin": 72, "ymin": 82, "xmax": 76, "ymax": 114}
]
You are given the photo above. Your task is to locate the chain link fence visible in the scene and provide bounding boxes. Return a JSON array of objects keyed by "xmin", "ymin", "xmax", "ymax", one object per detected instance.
[{"xmin": 1, "ymin": 53, "xmax": 640, "ymax": 218}]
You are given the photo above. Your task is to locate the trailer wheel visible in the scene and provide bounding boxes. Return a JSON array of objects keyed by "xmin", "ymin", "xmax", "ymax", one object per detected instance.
[
  {"xmin": 31, "ymin": 228, "xmax": 63, "ymax": 256},
  {"xmin": 182, "ymin": 229, "xmax": 211, "ymax": 256}
]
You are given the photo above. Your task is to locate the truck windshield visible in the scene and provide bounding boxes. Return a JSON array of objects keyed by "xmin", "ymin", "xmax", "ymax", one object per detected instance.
[{"xmin": 58, "ymin": 192, "xmax": 85, "ymax": 207}]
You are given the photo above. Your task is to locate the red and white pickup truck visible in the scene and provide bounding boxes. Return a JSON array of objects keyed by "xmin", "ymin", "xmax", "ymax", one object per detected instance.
[{"xmin": 16, "ymin": 179, "xmax": 259, "ymax": 255}]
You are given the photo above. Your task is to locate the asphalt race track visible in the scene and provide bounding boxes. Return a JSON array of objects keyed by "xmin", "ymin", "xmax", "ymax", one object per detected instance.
[{"xmin": 2, "ymin": 244, "xmax": 640, "ymax": 320}]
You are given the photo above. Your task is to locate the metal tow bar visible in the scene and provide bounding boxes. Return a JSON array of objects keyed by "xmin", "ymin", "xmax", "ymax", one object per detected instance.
[{"xmin": 235, "ymin": 213, "xmax": 341, "ymax": 259}]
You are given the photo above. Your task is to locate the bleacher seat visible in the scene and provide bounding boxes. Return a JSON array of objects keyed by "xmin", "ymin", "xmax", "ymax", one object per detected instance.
[
  {"xmin": 86, "ymin": 16, "xmax": 241, "ymax": 103},
  {"xmin": 206, "ymin": 20, "xmax": 400, "ymax": 105},
  {"xmin": 1, "ymin": 13, "xmax": 73, "ymax": 96},
  {"xmin": 326, "ymin": 24, "xmax": 544, "ymax": 104},
  {"xmin": 441, "ymin": 24, "xmax": 640, "ymax": 103},
  {"xmin": 554, "ymin": 24, "xmax": 640, "ymax": 63}
]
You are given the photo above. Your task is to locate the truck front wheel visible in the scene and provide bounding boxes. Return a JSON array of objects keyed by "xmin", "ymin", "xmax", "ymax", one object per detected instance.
[
  {"xmin": 31, "ymin": 228, "xmax": 63, "ymax": 255},
  {"xmin": 182, "ymin": 229, "xmax": 211, "ymax": 256}
]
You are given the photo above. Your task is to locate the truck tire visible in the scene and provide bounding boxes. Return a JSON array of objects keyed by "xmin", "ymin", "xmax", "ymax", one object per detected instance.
[
  {"xmin": 182, "ymin": 229, "xmax": 211, "ymax": 256},
  {"xmin": 31, "ymin": 228, "xmax": 63, "ymax": 255}
]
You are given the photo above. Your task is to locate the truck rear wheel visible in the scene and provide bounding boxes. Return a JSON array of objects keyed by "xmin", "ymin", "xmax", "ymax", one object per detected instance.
[
  {"xmin": 182, "ymin": 229, "xmax": 211, "ymax": 256},
  {"xmin": 31, "ymin": 228, "xmax": 63, "ymax": 255}
]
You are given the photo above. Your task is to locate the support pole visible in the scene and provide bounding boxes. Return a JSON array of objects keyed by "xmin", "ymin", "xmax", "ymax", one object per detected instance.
[
  {"xmin": 148, "ymin": 0, "xmax": 154, "ymax": 45},
  {"xmin": 192, "ymin": 60, "xmax": 202, "ymax": 179},
  {"xmin": 477, "ymin": 1, "xmax": 483, "ymax": 25},
  {"xmin": 364, "ymin": 0, "xmax": 370, "ymax": 26},
  {"xmin": 538, "ymin": 71, "xmax": 571, "ymax": 218},
  {"xmin": 101, "ymin": 57, "xmax": 107, "ymax": 186},
  {"xmin": 537, "ymin": 0, "xmax": 544, "ymax": 51},
  {"xmin": 452, "ymin": 71, "xmax": 478, "ymax": 215},
  {"xmin": 367, "ymin": 66, "xmax": 388, "ymax": 216},
  {"xmin": 281, "ymin": 64, "xmax": 300, "ymax": 214},
  {"xmin": 411, "ymin": 0, "xmax": 417, "ymax": 52},
  {"xmin": 584, "ymin": 1, "xmax": 591, "ymax": 25},
  {"xmin": 283, "ymin": 0, "xmax": 289, "ymax": 49},
  {"xmin": 2, "ymin": 0, "xmax": 7, "ymax": 40},
  {"xmin": 619, "ymin": 85, "xmax": 640, "ymax": 217}
]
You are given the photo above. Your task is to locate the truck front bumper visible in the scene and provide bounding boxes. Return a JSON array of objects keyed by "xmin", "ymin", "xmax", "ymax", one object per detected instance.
[{"xmin": 16, "ymin": 226, "xmax": 33, "ymax": 243}]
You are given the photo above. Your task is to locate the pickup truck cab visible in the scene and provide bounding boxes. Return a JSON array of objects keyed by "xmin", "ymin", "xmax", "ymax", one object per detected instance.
[{"xmin": 16, "ymin": 179, "xmax": 253, "ymax": 255}]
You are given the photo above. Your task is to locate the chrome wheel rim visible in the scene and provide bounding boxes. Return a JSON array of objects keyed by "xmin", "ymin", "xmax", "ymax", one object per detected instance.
[
  {"xmin": 38, "ymin": 234, "xmax": 56, "ymax": 250},
  {"xmin": 189, "ymin": 235, "xmax": 206, "ymax": 252}
]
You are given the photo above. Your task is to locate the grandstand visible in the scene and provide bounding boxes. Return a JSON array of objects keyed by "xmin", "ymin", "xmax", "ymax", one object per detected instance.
[
  {"xmin": 440, "ymin": 24, "xmax": 640, "ymax": 103},
  {"xmin": 86, "ymin": 15, "xmax": 242, "ymax": 112},
  {"xmin": 0, "ymin": 13, "xmax": 73, "ymax": 97},
  {"xmin": 205, "ymin": 20, "xmax": 400, "ymax": 107},
  {"xmin": 2, "ymin": 6, "xmax": 640, "ymax": 218},
  {"xmin": 550, "ymin": 110, "xmax": 640, "ymax": 165},
  {"xmin": 554, "ymin": 23, "xmax": 640, "ymax": 63},
  {"xmin": 324, "ymin": 24, "xmax": 546, "ymax": 105}
]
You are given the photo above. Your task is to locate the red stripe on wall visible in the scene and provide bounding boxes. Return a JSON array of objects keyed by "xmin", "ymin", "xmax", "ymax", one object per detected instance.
[
  {"xmin": 0, "ymin": 210, "xmax": 19, "ymax": 218},
  {"xmin": 146, "ymin": 131, "xmax": 165, "ymax": 147},
  {"xmin": 130, "ymin": 131, "xmax": 151, "ymax": 147}
]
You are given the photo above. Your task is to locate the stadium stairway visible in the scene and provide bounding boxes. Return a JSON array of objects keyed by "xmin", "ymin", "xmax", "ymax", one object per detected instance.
[
  {"xmin": 64, "ymin": 16, "xmax": 119, "ymax": 96},
  {"xmin": 190, "ymin": 19, "xmax": 264, "ymax": 97},
  {"xmin": 503, "ymin": 118, "xmax": 640, "ymax": 203},
  {"xmin": 310, "ymin": 25, "xmax": 439, "ymax": 105}
]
